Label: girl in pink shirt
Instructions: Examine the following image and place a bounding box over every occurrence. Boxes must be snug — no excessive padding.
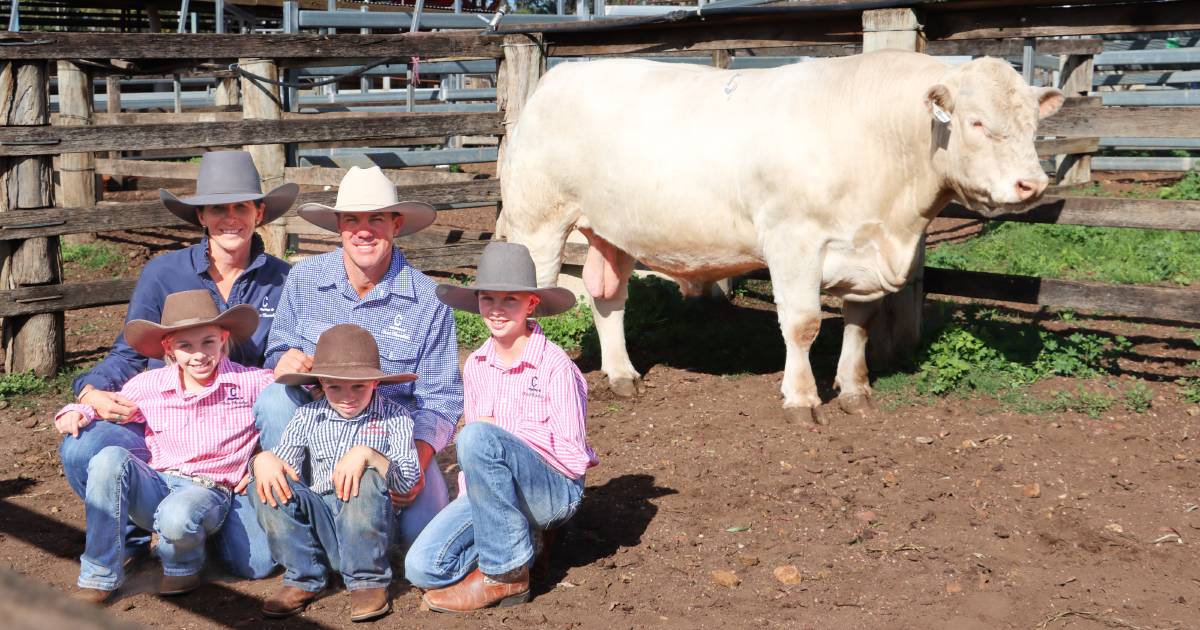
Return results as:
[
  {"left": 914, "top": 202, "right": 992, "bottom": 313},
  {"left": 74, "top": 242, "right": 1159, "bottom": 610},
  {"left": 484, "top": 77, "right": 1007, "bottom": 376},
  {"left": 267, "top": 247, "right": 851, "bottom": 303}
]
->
[
  {"left": 54, "top": 290, "right": 273, "bottom": 604},
  {"left": 405, "top": 241, "right": 598, "bottom": 613}
]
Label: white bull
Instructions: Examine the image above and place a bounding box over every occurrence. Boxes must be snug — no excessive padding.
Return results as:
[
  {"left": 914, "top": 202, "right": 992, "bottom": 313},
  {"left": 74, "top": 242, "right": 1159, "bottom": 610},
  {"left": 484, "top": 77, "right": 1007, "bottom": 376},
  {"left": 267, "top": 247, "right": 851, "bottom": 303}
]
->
[{"left": 498, "top": 50, "right": 1063, "bottom": 423}]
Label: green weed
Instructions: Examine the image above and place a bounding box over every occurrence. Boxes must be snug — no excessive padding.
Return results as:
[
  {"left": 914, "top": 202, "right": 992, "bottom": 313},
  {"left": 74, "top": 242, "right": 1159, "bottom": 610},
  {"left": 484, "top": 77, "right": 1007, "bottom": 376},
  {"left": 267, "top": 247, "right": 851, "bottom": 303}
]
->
[
  {"left": 1159, "top": 170, "right": 1200, "bottom": 201},
  {"left": 927, "top": 221, "right": 1200, "bottom": 286},
  {"left": 1051, "top": 388, "right": 1115, "bottom": 418},
  {"left": 0, "top": 371, "right": 47, "bottom": 400},
  {"left": 1122, "top": 381, "right": 1153, "bottom": 413},
  {"left": 1178, "top": 377, "right": 1200, "bottom": 404},
  {"left": 62, "top": 242, "right": 123, "bottom": 271},
  {"left": 453, "top": 301, "right": 595, "bottom": 353}
]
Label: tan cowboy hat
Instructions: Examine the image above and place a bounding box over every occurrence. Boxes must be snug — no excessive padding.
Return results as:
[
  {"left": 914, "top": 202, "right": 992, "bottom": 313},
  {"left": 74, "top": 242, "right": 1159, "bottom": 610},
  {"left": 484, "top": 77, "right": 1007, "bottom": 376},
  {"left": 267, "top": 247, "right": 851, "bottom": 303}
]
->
[
  {"left": 276, "top": 324, "right": 418, "bottom": 386},
  {"left": 124, "top": 289, "right": 259, "bottom": 359},
  {"left": 295, "top": 166, "right": 437, "bottom": 236},
  {"left": 436, "top": 241, "right": 576, "bottom": 317},
  {"left": 159, "top": 151, "right": 299, "bottom": 226}
]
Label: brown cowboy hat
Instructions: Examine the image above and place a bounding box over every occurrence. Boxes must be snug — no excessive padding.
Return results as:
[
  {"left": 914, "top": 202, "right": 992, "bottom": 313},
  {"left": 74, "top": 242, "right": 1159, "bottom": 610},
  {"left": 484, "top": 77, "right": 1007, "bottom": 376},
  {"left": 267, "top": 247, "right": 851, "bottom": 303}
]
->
[
  {"left": 276, "top": 324, "right": 418, "bottom": 386},
  {"left": 124, "top": 289, "right": 259, "bottom": 359}
]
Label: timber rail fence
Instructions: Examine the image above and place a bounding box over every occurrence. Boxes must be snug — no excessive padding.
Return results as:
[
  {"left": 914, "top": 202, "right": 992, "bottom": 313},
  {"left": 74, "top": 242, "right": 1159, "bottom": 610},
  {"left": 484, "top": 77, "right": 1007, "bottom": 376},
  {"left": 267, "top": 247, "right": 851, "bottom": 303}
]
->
[{"left": 1, "top": 0, "right": 1200, "bottom": 376}]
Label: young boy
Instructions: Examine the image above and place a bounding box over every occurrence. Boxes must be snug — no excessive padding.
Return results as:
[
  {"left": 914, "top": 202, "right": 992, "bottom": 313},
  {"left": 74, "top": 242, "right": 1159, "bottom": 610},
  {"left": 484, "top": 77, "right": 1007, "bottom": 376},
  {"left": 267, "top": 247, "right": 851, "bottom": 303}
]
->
[
  {"left": 54, "top": 290, "right": 271, "bottom": 604},
  {"left": 249, "top": 323, "right": 421, "bottom": 622},
  {"left": 405, "top": 241, "right": 599, "bottom": 613}
]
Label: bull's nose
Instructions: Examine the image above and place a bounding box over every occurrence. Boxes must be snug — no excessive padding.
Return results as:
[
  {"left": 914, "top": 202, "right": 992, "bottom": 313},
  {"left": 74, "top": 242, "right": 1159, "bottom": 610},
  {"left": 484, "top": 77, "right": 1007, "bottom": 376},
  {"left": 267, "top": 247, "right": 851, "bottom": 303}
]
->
[{"left": 1015, "top": 176, "right": 1048, "bottom": 201}]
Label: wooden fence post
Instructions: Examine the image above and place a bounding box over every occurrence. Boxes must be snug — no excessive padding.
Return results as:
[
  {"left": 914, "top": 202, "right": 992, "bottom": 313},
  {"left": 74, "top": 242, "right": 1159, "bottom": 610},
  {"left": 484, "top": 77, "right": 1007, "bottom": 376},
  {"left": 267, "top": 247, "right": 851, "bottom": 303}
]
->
[
  {"left": 105, "top": 73, "right": 122, "bottom": 189},
  {"left": 56, "top": 59, "right": 98, "bottom": 245},
  {"left": 0, "top": 61, "right": 63, "bottom": 377},
  {"left": 1056, "top": 54, "right": 1094, "bottom": 186},
  {"left": 214, "top": 76, "right": 240, "bottom": 108},
  {"left": 497, "top": 34, "right": 544, "bottom": 173},
  {"left": 863, "top": 8, "right": 926, "bottom": 366},
  {"left": 238, "top": 58, "right": 287, "bottom": 258}
]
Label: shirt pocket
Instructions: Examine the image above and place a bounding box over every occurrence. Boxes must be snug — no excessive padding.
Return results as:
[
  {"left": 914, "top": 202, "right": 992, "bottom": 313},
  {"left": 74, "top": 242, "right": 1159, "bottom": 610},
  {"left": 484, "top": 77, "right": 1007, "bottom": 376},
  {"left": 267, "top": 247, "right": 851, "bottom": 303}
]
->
[
  {"left": 299, "top": 321, "right": 335, "bottom": 353},
  {"left": 376, "top": 336, "right": 419, "bottom": 376},
  {"left": 520, "top": 396, "right": 553, "bottom": 424}
]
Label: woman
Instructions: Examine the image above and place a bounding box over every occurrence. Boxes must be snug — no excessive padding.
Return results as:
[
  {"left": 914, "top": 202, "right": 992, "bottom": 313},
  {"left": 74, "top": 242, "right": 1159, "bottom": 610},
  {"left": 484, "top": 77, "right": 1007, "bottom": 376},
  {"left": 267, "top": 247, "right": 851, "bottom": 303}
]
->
[{"left": 59, "top": 150, "right": 297, "bottom": 581}]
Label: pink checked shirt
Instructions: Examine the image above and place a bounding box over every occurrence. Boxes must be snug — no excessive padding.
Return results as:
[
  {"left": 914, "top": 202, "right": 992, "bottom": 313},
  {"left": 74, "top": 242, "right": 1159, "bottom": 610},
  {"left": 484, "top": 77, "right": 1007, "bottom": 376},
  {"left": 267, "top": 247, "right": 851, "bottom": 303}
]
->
[
  {"left": 462, "top": 321, "right": 598, "bottom": 483},
  {"left": 57, "top": 358, "right": 273, "bottom": 488}
]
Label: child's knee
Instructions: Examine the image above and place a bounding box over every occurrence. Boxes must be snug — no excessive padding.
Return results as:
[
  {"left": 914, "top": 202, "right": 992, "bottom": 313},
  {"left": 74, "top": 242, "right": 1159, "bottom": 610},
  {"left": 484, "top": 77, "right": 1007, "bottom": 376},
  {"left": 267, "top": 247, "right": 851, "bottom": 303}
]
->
[
  {"left": 86, "top": 445, "right": 134, "bottom": 481},
  {"left": 455, "top": 422, "right": 504, "bottom": 465}
]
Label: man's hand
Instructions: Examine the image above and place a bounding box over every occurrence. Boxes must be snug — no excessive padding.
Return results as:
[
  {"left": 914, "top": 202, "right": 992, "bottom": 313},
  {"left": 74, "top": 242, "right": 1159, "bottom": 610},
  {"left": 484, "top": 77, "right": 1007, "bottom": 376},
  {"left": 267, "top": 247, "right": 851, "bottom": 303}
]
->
[
  {"left": 273, "top": 349, "right": 314, "bottom": 378},
  {"left": 251, "top": 451, "right": 300, "bottom": 508},
  {"left": 332, "top": 445, "right": 387, "bottom": 502},
  {"left": 390, "top": 440, "right": 435, "bottom": 509},
  {"left": 55, "top": 411, "right": 92, "bottom": 438},
  {"left": 78, "top": 386, "right": 139, "bottom": 423}
]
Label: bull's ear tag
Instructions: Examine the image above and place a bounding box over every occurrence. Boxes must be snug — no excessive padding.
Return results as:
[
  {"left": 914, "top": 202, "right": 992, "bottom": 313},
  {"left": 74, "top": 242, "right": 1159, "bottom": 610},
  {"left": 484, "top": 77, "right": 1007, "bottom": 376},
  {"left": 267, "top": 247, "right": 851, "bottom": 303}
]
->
[{"left": 932, "top": 103, "right": 951, "bottom": 124}]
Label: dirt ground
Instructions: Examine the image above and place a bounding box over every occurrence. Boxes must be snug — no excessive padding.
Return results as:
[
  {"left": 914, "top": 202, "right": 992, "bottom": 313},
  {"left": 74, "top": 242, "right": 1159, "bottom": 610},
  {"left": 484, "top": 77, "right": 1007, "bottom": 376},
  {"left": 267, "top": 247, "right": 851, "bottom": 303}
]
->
[{"left": 1, "top": 181, "right": 1199, "bottom": 629}]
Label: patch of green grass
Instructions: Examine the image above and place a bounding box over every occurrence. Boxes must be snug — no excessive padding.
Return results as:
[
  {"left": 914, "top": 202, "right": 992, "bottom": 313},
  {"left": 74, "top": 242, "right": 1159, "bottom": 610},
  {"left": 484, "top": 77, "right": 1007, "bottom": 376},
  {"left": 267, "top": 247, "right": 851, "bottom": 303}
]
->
[
  {"left": 0, "top": 371, "right": 47, "bottom": 400},
  {"left": 1178, "top": 377, "right": 1200, "bottom": 404},
  {"left": 453, "top": 301, "right": 595, "bottom": 353},
  {"left": 62, "top": 242, "right": 123, "bottom": 271},
  {"left": 1050, "top": 388, "right": 1116, "bottom": 419},
  {"left": 1122, "top": 381, "right": 1153, "bottom": 413},
  {"left": 1159, "top": 169, "right": 1200, "bottom": 201},
  {"left": 927, "top": 221, "right": 1200, "bottom": 286}
]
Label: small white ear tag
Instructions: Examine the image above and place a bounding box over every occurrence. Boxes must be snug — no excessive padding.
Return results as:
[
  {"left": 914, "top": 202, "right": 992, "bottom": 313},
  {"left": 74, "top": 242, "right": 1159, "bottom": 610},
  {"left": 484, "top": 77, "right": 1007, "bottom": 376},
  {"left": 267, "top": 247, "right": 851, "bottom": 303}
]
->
[{"left": 932, "top": 103, "right": 951, "bottom": 124}]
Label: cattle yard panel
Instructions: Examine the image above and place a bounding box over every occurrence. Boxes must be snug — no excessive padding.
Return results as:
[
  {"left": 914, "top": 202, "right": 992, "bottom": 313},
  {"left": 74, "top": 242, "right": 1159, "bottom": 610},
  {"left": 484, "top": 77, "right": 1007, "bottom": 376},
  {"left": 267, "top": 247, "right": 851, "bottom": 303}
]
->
[{"left": 2, "top": 0, "right": 1200, "bottom": 377}]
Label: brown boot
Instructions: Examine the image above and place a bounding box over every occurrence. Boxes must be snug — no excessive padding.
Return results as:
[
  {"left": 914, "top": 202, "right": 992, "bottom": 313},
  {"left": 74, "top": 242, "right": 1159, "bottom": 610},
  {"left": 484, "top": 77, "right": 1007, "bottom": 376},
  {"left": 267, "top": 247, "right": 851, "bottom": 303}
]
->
[
  {"left": 421, "top": 567, "right": 530, "bottom": 614},
  {"left": 159, "top": 573, "right": 201, "bottom": 596},
  {"left": 262, "top": 585, "right": 322, "bottom": 619},
  {"left": 73, "top": 587, "right": 114, "bottom": 605},
  {"left": 349, "top": 587, "right": 391, "bottom": 622}
]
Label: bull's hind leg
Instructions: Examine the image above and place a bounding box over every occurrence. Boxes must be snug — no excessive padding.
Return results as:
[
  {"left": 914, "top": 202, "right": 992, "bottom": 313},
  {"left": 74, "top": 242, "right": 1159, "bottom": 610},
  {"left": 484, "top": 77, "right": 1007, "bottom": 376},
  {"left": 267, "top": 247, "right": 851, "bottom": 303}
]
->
[
  {"left": 763, "top": 235, "right": 825, "bottom": 424},
  {"left": 580, "top": 231, "right": 642, "bottom": 397},
  {"left": 835, "top": 299, "right": 878, "bottom": 415}
]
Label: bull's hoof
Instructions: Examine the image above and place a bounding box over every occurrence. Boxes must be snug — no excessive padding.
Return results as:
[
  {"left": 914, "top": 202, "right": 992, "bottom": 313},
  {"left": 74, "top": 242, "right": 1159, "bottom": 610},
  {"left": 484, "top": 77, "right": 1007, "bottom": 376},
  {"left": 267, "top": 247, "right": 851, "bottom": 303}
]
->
[
  {"left": 609, "top": 376, "right": 644, "bottom": 398},
  {"left": 783, "top": 405, "right": 825, "bottom": 426},
  {"left": 837, "top": 394, "right": 874, "bottom": 416}
]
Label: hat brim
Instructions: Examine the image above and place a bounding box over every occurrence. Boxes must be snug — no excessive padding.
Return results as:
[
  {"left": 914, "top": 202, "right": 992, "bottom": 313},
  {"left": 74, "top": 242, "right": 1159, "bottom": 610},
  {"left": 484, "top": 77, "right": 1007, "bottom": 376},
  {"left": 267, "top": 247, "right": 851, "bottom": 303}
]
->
[
  {"left": 124, "top": 304, "right": 260, "bottom": 360},
  {"left": 294, "top": 200, "right": 437, "bottom": 237},
  {"left": 436, "top": 283, "right": 577, "bottom": 317},
  {"left": 276, "top": 368, "right": 418, "bottom": 387},
  {"left": 159, "top": 183, "right": 300, "bottom": 226}
]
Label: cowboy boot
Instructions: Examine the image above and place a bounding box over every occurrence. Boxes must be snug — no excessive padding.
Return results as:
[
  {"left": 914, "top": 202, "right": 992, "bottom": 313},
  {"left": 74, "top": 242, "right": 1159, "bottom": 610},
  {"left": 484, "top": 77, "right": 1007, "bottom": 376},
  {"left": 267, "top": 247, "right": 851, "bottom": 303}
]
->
[
  {"left": 422, "top": 567, "right": 531, "bottom": 613},
  {"left": 349, "top": 587, "right": 391, "bottom": 622},
  {"left": 262, "top": 585, "right": 322, "bottom": 618}
]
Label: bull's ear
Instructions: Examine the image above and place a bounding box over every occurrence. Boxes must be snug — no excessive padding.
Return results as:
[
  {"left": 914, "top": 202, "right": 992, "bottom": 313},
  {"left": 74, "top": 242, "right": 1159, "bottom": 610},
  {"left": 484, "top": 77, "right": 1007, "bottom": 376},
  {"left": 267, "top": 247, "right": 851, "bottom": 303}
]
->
[
  {"left": 1032, "top": 86, "right": 1065, "bottom": 119},
  {"left": 925, "top": 84, "right": 955, "bottom": 123}
]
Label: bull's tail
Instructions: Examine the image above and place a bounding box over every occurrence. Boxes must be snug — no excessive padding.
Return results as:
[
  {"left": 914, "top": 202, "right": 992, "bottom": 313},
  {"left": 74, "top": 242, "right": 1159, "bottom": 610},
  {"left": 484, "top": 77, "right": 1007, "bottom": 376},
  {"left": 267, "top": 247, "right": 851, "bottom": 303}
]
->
[{"left": 494, "top": 204, "right": 511, "bottom": 241}]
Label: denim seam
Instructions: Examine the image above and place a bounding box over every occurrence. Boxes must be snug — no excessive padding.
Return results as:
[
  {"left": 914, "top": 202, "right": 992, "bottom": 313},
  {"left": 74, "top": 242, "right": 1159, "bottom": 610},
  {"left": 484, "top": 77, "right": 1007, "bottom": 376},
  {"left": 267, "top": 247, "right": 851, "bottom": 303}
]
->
[{"left": 433, "top": 517, "right": 475, "bottom": 576}]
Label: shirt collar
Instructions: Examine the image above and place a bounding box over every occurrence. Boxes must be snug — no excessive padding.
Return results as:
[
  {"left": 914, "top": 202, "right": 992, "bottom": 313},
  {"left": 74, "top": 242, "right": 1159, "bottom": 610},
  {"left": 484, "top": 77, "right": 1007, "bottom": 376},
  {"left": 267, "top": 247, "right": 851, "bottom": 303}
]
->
[
  {"left": 318, "top": 247, "right": 416, "bottom": 301},
  {"left": 192, "top": 234, "right": 268, "bottom": 276},
  {"left": 480, "top": 320, "right": 547, "bottom": 370},
  {"left": 318, "top": 391, "right": 385, "bottom": 422}
]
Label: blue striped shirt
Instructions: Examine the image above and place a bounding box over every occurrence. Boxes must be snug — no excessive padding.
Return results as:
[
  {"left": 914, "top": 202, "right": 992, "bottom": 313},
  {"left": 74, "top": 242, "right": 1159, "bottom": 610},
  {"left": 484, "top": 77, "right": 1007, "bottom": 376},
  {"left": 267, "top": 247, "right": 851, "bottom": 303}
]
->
[
  {"left": 264, "top": 247, "right": 463, "bottom": 452},
  {"left": 74, "top": 234, "right": 290, "bottom": 396},
  {"left": 273, "top": 394, "right": 421, "bottom": 496}
]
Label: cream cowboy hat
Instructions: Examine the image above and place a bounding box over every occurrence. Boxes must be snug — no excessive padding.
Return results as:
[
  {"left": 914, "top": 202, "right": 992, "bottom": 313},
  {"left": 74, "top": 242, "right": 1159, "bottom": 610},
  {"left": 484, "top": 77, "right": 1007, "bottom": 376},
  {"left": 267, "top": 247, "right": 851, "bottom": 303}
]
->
[
  {"left": 436, "top": 241, "right": 576, "bottom": 317},
  {"left": 124, "top": 289, "right": 259, "bottom": 359},
  {"left": 295, "top": 166, "right": 437, "bottom": 236},
  {"left": 275, "top": 324, "right": 417, "bottom": 386},
  {"left": 158, "top": 151, "right": 299, "bottom": 226}
]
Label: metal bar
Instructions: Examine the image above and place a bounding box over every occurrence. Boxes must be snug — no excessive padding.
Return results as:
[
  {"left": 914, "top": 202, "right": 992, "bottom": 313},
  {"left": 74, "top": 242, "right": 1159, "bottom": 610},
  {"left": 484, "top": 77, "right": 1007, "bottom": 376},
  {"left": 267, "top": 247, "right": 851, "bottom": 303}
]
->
[
  {"left": 1021, "top": 37, "right": 1035, "bottom": 85},
  {"left": 1094, "top": 48, "right": 1200, "bottom": 67},
  {"left": 177, "top": 0, "right": 189, "bottom": 33},
  {"left": 215, "top": 0, "right": 224, "bottom": 34},
  {"left": 1098, "top": 90, "right": 1200, "bottom": 107},
  {"left": 360, "top": 4, "right": 370, "bottom": 94},
  {"left": 298, "top": 147, "right": 498, "bottom": 168},
  {"left": 7, "top": 0, "right": 18, "bottom": 32},
  {"left": 407, "top": 0, "right": 425, "bottom": 115},
  {"left": 1098, "top": 137, "right": 1200, "bottom": 150},
  {"left": 295, "top": 60, "right": 498, "bottom": 76},
  {"left": 298, "top": 11, "right": 577, "bottom": 29},
  {"left": 1092, "top": 157, "right": 1198, "bottom": 171}
]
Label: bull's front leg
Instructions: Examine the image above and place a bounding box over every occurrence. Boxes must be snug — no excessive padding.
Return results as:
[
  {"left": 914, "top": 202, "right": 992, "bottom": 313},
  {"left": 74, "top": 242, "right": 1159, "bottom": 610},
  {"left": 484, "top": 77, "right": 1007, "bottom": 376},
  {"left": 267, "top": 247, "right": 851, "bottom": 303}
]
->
[
  {"left": 581, "top": 230, "right": 643, "bottom": 397},
  {"left": 834, "top": 298, "right": 877, "bottom": 414},
  {"left": 764, "top": 237, "right": 825, "bottom": 425}
]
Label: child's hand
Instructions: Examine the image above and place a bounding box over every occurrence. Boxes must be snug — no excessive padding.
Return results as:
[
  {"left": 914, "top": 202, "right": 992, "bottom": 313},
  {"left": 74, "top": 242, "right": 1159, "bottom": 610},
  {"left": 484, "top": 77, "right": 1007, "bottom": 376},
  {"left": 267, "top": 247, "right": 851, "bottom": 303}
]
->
[
  {"left": 332, "top": 445, "right": 379, "bottom": 502},
  {"left": 54, "top": 411, "right": 91, "bottom": 438},
  {"left": 251, "top": 451, "right": 301, "bottom": 508}
]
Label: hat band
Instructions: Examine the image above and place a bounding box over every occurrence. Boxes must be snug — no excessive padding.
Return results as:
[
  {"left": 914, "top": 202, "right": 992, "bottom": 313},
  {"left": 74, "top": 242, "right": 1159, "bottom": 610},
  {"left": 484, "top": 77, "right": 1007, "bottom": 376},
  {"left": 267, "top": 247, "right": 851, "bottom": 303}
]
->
[
  {"left": 161, "top": 315, "right": 220, "bottom": 328},
  {"left": 328, "top": 202, "right": 399, "bottom": 212}
]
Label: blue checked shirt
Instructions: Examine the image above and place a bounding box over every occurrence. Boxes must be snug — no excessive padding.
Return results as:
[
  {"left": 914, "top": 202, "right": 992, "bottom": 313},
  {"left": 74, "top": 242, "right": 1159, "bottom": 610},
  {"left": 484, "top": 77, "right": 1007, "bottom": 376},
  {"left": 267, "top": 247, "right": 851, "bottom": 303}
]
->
[
  {"left": 74, "top": 235, "right": 290, "bottom": 396},
  {"left": 264, "top": 247, "right": 463, "bottom": 452},
  {"left": 273, "top": 395, "right": 421, "bottom": 496}
]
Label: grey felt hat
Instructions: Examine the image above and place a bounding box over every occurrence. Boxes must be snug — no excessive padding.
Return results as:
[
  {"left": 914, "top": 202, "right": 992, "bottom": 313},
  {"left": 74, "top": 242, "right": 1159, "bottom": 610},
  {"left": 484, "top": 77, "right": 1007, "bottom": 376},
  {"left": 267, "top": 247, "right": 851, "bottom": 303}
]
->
[
  {"left": 436, "top": 241, "right": 577, "bottom": 317},
  {"left": 159, "top": 151, "right": 299, "bottom": 226}
]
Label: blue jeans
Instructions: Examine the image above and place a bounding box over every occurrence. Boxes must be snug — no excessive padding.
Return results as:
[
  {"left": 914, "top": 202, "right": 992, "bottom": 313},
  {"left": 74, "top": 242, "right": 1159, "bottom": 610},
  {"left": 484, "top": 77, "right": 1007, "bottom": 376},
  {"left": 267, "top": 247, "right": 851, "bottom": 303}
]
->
[
  {"left": 60, "top": 418, "right": 277, "bottom": 579},
  {"left": 80, "top": 446, "right": 231, "bottom": 591},
  {"left": 254, "top": 382, "right": 449, "bottom": 547},
  {"left": 403, "top": 423, "right": 584, "bottom": 589},
  {"left": 251, "top": 469, "right": 394, "bottom": 592}
]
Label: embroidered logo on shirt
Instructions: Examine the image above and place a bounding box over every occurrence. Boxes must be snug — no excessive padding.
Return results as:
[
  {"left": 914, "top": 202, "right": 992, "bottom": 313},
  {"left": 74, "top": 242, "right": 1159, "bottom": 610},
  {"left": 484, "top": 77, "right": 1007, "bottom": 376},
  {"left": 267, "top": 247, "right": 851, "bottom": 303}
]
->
[
  {"left": 362, "top": 417, "right": 388, "bottom": 436},
  {"left": 224, "top": 385, "right": 249, "bottom": 407},
  {"left": 259, "top": 295, "right": 276, "bottom": 319},
  {"left": 523, "top": 376, "right": 542, "bottom": 398},
  {"left": 381, "top": 314, "right": 411, "bottom": 341}
]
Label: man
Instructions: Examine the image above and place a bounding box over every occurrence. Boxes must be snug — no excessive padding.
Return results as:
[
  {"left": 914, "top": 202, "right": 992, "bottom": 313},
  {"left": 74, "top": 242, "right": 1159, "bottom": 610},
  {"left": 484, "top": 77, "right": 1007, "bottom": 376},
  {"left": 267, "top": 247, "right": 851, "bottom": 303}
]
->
[{"left": 253, "top": 166, "right": 463, "bottom": 572}]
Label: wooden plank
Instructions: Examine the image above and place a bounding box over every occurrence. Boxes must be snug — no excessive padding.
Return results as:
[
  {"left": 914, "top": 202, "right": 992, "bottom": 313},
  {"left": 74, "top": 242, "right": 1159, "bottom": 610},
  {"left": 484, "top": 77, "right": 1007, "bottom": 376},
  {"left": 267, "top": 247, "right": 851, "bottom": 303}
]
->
[
  {"left": 81, "top": 112, "right": 244, "bottom": 125},
  {"left": 0, "top": 32, "right": 504, "bottom": 61},
  {"left": 92, "top": 159, "right": 479, "bottom": 186},
  {"left": 926, "top": 0, "right": 1200, "bottom": 40},
  {"left": 925, "top": 267, "right": 1200, "bottom": 324},
  {"left": 1040, "top": 107, "right": 1200, "bottom": 139},
  {"left": 0, "top": 180, "right": 502, "bottom": 241},
  {"left": 0, "top": 112, "right": 505, "bottom": 156},
  {"left": 545, "top": 16, "right": 862, "bottom": 57},
  {"left": 1035, "top": 137, "right": 1098, "bottom": 157},
  {"left": 925, "top": 37, "right": 1102, "bottom": 57},
  {"left": 0, "top": 279, "right": 137, "bottom": 318},
  {"left": 940, "top": 196, "right": 1200, "bottom": 232}
]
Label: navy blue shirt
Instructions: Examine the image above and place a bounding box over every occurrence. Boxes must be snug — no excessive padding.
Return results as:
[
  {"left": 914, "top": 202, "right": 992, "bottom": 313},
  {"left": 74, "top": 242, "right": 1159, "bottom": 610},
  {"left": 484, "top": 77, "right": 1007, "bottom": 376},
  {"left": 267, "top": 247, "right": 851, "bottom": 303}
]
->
[{"left": 73, "top": 234, "right": 290, "bottom": 396}]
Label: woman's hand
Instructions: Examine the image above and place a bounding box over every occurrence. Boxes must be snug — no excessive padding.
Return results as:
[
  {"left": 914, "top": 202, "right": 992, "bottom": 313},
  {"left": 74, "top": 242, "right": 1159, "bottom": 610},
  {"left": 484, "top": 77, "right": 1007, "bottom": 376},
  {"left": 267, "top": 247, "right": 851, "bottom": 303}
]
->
[
  {"left": 54, "top": 411, "right": 91, "bottom": 438},
  {"left": 251, "top": 451, "right": 300, "bottom": 508},
  {"left": 78, "top": 386, "right": 139, "bottom": 423}
]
